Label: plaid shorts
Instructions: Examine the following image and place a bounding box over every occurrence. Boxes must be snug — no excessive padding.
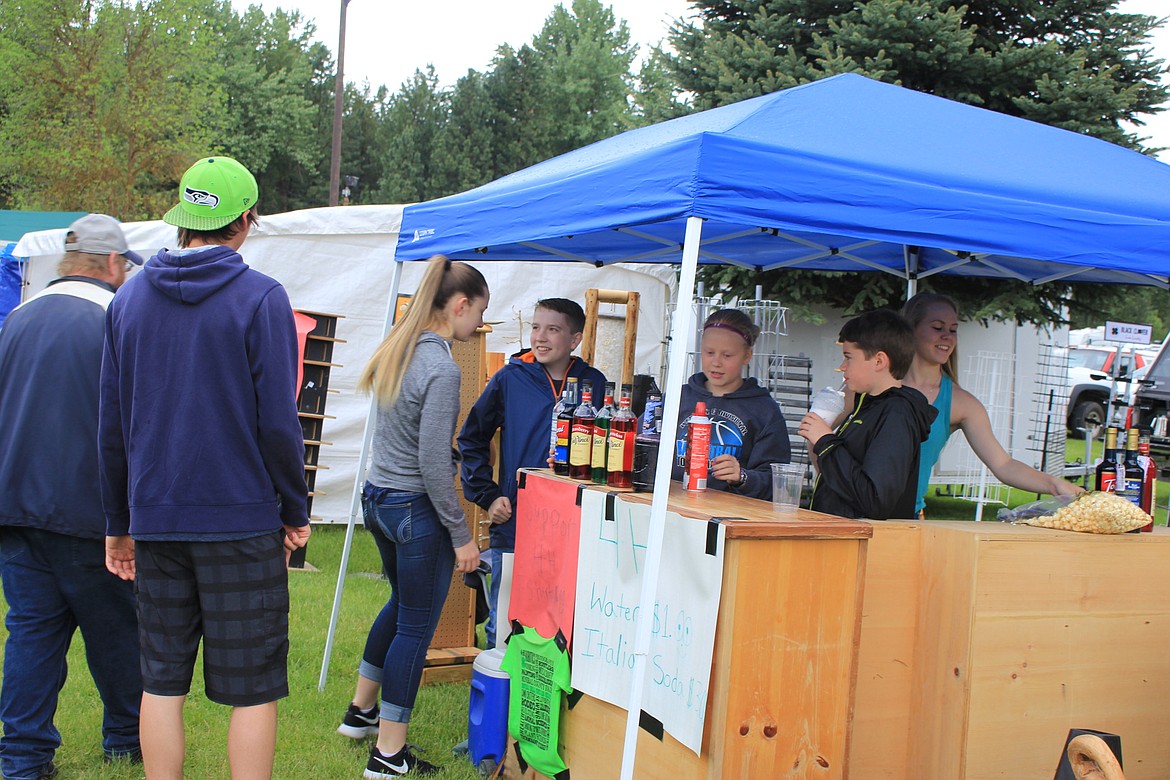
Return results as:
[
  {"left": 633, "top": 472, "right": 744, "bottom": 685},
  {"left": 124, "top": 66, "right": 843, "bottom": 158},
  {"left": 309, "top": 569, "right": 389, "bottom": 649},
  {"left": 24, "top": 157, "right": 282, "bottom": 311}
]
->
[{"left": 134, "top": 532, "right": 290, "bottom": 707}]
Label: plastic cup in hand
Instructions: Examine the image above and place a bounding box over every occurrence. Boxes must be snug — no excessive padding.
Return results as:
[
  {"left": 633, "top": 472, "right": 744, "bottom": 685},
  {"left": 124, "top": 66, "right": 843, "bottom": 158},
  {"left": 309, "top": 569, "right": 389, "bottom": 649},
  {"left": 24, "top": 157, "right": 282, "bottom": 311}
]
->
[
  {"left": 809, "top": 385, "right": 845, "bottom": 425},
  {"left": 771, "top": 463, "right": 804, "bottom": 513}
]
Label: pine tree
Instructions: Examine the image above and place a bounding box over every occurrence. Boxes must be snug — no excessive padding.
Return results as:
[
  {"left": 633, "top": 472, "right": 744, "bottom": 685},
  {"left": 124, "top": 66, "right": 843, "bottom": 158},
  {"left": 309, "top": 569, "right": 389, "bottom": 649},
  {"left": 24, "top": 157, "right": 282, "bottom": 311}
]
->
[{"left": 667, "top": 0, "right": 1170, "bottom": 322}]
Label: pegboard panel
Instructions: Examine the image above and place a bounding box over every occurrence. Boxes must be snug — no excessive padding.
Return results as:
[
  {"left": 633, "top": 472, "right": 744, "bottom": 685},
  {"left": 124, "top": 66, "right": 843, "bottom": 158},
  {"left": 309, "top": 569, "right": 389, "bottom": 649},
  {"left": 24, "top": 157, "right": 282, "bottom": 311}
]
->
[{"left": 429, "top": 326, "right": 493, "bottom": 650}]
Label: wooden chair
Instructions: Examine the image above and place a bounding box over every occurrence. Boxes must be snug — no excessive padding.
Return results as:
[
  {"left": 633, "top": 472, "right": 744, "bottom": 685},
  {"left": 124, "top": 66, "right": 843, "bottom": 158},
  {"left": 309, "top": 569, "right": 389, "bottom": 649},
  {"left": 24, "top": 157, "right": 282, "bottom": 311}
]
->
[{"left": 1067, "top": 734, "right": 1125, "bottom": 780}]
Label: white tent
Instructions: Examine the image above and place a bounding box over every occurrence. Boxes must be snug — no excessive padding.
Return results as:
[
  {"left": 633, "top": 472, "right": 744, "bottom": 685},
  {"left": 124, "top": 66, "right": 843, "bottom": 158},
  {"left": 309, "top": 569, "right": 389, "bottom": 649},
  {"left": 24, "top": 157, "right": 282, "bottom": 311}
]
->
[{"left": 14, "top": 204, "right": 675, "bottom": 525}]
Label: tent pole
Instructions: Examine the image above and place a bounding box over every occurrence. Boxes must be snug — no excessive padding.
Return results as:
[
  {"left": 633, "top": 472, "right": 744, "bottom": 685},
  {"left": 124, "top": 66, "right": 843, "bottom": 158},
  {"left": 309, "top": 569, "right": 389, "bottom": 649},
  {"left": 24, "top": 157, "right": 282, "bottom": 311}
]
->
[
  {"left": 619, "top": 216, "right": 704, "bottom": 780},
  {"left": 319, "top": 258, "right": 404, "bottom": 691},
  {"left": 904, "top": 245, "right": 918, "bottom": 299}
]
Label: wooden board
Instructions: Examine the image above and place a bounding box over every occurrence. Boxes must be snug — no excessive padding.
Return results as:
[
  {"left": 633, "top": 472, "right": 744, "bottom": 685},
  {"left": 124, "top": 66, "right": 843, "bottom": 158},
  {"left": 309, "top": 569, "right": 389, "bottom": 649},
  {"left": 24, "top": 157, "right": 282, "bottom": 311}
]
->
[
  {"left": 554, "top": 470, "right": 872, "bottom": 540},
  {"left": 848, "top": 522, "right": 922, "bottom": 777},
  {"left": 849, "top": 521, "right": 1170, "bottom": 779}
]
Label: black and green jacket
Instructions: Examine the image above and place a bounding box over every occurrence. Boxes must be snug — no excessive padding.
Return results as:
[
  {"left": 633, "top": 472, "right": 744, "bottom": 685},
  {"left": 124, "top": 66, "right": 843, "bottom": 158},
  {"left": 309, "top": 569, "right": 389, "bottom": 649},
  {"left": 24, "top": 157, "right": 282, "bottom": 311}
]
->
[{"left": 810, "top": 385, "right": 937, "bottom": 520}]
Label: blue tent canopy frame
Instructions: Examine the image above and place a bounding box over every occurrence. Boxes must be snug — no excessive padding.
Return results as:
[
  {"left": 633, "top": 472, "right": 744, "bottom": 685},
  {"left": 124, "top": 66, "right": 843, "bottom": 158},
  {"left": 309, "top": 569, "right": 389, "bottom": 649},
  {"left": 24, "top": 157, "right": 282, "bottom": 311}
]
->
[{"left": 396, "top": 73, "right": 1170, "bottom": 288}]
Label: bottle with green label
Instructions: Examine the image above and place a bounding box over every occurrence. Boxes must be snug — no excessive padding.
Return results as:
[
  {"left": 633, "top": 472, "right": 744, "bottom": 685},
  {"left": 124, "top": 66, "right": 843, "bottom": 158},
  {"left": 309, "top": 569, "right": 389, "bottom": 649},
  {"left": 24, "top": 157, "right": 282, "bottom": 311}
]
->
[{"left": 591, "top": 390, "right": 614, "bottom": 483}]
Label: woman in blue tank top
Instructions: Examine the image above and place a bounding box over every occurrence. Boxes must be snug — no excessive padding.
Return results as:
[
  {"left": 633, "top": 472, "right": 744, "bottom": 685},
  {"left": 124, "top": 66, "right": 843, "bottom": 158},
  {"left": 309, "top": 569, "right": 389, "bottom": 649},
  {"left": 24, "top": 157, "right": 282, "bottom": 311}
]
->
[{"left": 900, "top": 293, "right": 1081, "bottom": 516}]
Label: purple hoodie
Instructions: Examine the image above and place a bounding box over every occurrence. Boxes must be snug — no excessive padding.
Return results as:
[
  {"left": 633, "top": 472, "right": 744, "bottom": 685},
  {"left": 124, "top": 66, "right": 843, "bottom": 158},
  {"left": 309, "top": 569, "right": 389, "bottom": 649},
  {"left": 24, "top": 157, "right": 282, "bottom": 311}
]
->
[{"left": 99, "top": 244, "right": 308, "bottom": 538}]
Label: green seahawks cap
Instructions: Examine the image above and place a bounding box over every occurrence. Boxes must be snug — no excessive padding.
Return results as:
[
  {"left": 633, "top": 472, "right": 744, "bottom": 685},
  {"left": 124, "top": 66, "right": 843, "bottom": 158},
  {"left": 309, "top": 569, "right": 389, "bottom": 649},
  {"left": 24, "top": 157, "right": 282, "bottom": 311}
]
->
[{"left": 163, "top": 156, "right": 258, "bottom": 230}]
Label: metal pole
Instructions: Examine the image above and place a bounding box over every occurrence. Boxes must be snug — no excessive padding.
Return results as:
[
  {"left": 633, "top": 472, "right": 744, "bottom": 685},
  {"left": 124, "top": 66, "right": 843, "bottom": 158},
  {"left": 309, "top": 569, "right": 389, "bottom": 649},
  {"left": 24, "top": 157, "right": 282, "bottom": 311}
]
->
[
  {"left": 319, "top": 257, "right": 402, "bottom": 691},
  {"left": 618, "top": 216, "right": 704, "bottom": 780},
  {"left": 327, "top": 0, "right": 349, "bottom": 207}
]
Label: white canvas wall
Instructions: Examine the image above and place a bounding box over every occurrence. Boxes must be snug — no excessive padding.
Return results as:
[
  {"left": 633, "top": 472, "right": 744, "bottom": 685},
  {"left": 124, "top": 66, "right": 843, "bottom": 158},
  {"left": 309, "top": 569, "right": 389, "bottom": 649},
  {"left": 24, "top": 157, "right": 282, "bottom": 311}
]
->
[{"left": 15, "top": 205, "right": 675, "bottom": 523}]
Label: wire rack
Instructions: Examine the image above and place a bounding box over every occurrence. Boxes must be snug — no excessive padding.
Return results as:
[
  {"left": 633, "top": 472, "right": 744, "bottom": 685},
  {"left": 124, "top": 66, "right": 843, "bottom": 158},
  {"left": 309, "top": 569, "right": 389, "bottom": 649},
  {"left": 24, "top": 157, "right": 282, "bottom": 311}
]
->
[
  {"left": 1026, "top": 342, "right": 1070, "bottom": 479},
  {"left": 932, "top": 350, "right": 1012, "bottom": 516}
]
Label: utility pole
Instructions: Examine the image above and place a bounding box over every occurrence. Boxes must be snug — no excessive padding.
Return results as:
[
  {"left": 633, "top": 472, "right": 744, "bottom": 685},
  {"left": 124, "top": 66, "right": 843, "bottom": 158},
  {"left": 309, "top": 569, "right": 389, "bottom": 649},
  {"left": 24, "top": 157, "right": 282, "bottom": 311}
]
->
[{"left": 327, "top": 0, "right": 350, "bottom": 207}]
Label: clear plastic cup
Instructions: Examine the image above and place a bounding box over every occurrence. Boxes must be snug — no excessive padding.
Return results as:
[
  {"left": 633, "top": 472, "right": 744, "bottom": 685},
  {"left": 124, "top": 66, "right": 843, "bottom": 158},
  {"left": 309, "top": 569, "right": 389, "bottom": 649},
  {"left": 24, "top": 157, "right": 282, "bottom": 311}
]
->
[
  {"left": 771, "top": 463, "right": 804, "bottom": 513},
  {"left": 809, "top": 385, "right": 845, "bottom": 424}
]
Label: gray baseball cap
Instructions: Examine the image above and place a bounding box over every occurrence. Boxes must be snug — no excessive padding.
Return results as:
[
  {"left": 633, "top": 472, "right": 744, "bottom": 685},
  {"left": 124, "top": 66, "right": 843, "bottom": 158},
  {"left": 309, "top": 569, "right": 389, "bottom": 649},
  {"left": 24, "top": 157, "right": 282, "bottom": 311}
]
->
[{"left": 64, "top": 214, "right": 143, "bottom": 265}]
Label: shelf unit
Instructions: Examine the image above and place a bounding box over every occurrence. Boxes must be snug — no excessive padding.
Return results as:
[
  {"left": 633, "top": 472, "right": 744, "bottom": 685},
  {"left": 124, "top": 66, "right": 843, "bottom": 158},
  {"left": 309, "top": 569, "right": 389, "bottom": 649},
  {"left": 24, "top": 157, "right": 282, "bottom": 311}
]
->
[{"left": 293, "top": 309, "right": 344, "bottom": 569}]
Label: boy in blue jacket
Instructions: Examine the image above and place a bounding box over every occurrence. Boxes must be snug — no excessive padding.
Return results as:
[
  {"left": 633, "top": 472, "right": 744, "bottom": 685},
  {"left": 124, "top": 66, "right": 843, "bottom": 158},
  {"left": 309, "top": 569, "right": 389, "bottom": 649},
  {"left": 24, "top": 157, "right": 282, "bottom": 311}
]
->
[{"left": 458, "top": 299, "right": 606, "bottom": 646}]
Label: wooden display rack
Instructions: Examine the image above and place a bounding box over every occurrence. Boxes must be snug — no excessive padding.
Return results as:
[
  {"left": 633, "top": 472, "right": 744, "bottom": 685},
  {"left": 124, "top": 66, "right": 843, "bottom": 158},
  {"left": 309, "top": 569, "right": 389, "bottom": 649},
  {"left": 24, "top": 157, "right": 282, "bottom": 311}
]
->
[{"left": 292, "top": 309, "right": 344, "bottom": 570}]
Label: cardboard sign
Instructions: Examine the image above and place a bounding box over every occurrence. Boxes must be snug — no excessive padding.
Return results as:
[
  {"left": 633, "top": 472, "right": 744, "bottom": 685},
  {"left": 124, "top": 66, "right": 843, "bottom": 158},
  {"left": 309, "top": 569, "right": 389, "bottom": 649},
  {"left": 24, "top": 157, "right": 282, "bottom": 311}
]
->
[
  {"left": 571, "top": 491, "right": 725, "bottom": 755},
  {"left": 511, "top": 473, "right": 583, "bottom": 642}
]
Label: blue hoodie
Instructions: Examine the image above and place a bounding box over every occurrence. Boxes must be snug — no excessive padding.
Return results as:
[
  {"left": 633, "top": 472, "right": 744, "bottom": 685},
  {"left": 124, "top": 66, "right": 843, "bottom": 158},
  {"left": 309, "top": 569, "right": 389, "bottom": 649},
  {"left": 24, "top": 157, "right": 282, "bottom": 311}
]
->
[
  {"left": 671, "top": 372, "right": 792, "bottom": 500},
  {"left": 458, "top": 351, "right": 606, "bottom": 550},
  {"left": 99, "top": 245, "right": 309, "bottom": 538}
]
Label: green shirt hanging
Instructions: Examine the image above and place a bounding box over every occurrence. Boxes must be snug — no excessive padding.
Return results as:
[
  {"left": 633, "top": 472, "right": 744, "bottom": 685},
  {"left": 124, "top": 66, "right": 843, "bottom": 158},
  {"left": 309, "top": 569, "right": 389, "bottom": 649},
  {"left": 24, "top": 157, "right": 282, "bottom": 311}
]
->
[{"left": 501, "top": 624, "right": 572, "bottom": 778}]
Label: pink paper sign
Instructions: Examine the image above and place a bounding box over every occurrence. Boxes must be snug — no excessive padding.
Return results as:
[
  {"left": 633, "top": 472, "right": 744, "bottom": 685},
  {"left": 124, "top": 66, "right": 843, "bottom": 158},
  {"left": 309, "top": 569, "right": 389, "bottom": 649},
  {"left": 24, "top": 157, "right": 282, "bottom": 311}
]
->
[{"left": 511, "top": 472, "right": 583, "bottom": 643}]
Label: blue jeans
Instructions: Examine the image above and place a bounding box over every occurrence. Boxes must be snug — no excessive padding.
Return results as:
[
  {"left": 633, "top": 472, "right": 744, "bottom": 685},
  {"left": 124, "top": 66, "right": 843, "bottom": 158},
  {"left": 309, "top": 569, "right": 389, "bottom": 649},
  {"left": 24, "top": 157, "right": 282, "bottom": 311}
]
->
[
  {"left": 0, "top": 527, "right": 141, "bottom": 779},
  {"left": 359, "top": 484, "right": 454, "bottom": 724}
]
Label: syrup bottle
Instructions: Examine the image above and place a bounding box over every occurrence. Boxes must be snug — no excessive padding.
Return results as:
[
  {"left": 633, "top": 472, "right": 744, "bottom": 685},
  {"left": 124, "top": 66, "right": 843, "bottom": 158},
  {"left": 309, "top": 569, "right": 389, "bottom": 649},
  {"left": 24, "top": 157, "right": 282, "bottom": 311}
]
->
[
  {"left": 553, "top": 378, "right": 579, "bottom": 476},
  {"left": 591, "top": 390, "right": 614, "bottom": 484},
  {"left": 607, "top": 393, "right": 637, "bottom": 488},
  {"left": 1095, "top": 427, "right": 1119, "bottom": 492},
  {"left": 1139, "top": 434, "right": 1157, "bottom": 531},
  {"left": 550, "top": 388, "right": 570, "bottom": 475},
  {"left": 569, "top": 390, "right": 596, "bottom": 480},
  {"left": 1117, "top": 427, "right": 1144, "bottom": 508}
]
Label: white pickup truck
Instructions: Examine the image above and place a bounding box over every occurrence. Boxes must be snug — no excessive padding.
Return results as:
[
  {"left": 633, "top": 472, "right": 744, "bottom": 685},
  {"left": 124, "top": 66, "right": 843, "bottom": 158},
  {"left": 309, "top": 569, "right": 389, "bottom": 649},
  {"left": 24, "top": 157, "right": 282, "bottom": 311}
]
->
[{"left": 1066, "top": 345, "right": 1151, "bottom": 436}]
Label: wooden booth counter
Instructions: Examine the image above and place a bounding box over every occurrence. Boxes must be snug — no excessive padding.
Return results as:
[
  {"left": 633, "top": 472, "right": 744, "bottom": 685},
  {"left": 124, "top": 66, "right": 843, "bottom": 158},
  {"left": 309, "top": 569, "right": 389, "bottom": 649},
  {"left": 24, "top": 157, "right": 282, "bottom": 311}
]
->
[
  {"left": 505, "top": 471, "right": 871, "bottom": 780},
  {"left": 849, "top": 520, "right": 1170, "bottom": 780}
]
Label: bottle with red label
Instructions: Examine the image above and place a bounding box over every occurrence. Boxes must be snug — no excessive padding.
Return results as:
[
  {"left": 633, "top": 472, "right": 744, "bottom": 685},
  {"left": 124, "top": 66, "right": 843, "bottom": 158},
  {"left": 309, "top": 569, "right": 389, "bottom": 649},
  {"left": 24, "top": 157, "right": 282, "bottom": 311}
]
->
[
  {"left": 684, "top": 401, "right": 711, "bottom": 492},
  {"left": 1095, "top": 426, "right": 1119, "bottom": 493},
  {"left": 1139, "top": 434, "right": 1158, "bottom": 531},
  {"left": 607, "top": 393, "right": 637, "bottom": 488},
  {"left": 569, "top": 389, "right": 596, "bottom": 480}
]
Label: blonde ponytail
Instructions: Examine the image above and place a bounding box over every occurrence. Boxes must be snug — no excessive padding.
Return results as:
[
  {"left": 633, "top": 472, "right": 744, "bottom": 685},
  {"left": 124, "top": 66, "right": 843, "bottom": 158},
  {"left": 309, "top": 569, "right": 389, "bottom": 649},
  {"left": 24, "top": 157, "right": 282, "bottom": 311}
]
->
[{"left": 358, "top": 255, "right": 488, "bottom": 404}]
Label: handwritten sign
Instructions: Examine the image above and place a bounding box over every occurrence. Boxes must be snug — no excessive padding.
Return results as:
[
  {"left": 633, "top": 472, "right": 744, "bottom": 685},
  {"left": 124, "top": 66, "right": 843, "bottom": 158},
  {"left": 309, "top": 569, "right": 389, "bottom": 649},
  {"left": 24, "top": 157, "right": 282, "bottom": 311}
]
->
[
  {"left": 511, "top": 473, "right": 583, "bottom": 642},
  {"left": 571, "top": 491, "right": 725, "bottom": 754}
]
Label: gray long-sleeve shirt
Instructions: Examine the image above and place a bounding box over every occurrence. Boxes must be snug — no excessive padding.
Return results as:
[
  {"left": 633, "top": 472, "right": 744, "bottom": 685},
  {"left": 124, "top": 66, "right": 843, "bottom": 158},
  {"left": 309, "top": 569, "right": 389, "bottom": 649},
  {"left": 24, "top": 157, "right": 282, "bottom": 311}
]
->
[{"left": 367, "top": 331, "right": 471, "bottom": 548}]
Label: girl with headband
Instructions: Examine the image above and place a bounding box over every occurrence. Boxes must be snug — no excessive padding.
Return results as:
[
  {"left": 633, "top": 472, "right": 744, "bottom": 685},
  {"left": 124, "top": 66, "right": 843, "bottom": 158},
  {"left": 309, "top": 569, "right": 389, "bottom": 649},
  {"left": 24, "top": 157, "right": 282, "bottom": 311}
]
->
[{"left": 670, "top": 308, "right": 792, "bottom": 497}]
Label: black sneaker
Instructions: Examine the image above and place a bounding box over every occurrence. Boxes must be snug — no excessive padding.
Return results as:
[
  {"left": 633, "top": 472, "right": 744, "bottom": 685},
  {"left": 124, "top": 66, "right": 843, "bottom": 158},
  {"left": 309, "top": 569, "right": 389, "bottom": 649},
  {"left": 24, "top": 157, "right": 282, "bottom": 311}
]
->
[
  {"left": 363, "top": 745, "right": 440, "bottom": 778},
  {"left": 337, "top": 703, "right": 379, "bottom": 739}
]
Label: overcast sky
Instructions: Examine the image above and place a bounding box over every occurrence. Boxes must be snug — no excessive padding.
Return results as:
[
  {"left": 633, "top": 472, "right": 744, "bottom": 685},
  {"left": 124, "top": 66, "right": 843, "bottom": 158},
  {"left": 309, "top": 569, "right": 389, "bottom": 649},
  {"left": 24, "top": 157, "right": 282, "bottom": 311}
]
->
[{"left": 233, "top": 0, "right": 1169, "bottom": 160}]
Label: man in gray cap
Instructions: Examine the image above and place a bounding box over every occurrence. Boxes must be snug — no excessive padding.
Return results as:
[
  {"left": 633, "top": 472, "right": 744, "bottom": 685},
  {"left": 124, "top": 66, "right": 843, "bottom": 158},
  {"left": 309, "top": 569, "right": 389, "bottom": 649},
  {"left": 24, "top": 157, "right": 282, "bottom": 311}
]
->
[{"left": 0, "top": 214, "right": 144, "bottom": 780}]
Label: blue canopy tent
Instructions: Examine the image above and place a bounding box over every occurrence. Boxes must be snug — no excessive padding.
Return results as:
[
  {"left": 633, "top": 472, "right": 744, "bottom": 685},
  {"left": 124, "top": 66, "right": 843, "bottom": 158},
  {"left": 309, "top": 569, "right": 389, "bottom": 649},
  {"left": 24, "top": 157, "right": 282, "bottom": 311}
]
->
[
  {"left": 324, "top": 74, "right": 1170, "bottom": 777},
  {"left": 394, "top": 72, "right": 1170, "bottom": 288}
]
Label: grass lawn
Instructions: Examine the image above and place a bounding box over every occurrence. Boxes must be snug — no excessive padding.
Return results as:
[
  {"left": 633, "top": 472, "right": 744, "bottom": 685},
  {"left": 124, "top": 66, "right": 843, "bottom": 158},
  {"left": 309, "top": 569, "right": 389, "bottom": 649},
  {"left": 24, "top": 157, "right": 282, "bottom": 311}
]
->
[
  {"left": 5, "top": 439, "right": 1158, "bottom": 778},
  {"left": 0, "top": 525, "right": 484, "bottom": 780}
]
